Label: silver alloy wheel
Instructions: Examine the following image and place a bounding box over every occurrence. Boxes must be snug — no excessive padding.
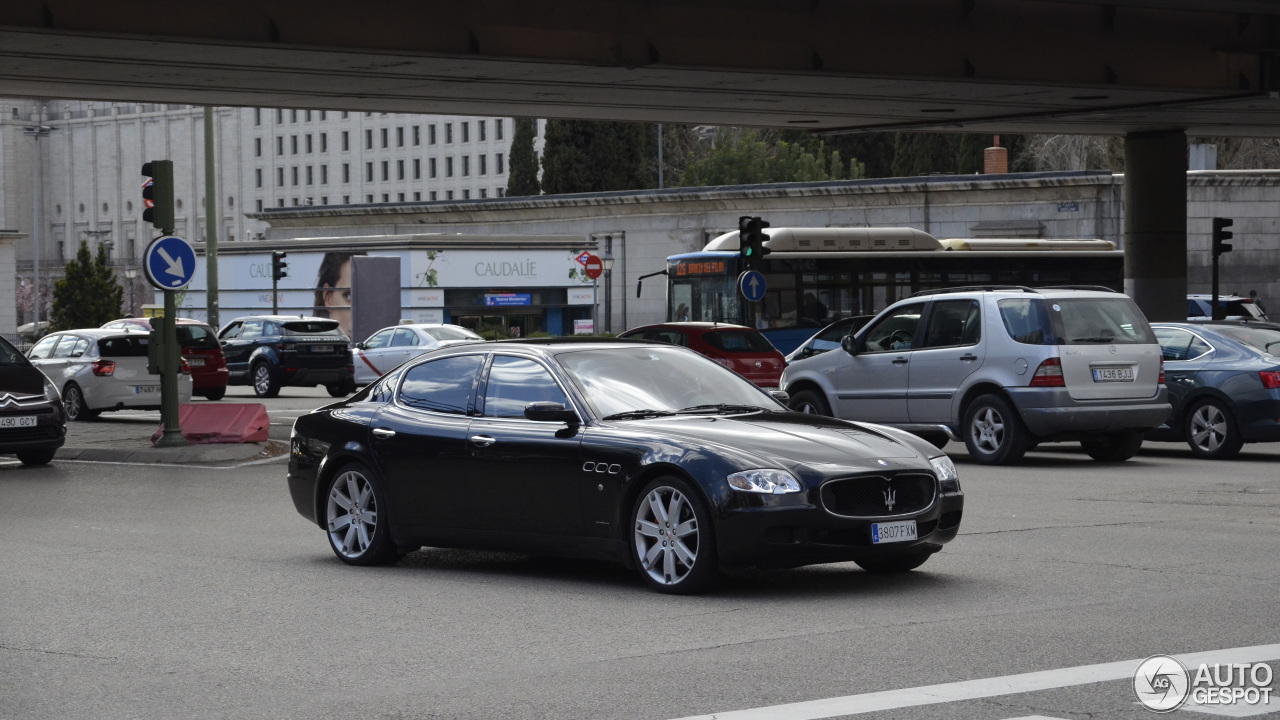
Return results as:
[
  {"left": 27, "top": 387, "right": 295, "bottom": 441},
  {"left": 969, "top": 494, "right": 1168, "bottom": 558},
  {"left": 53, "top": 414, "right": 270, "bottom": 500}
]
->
[
  {"left": 1190, "top": 404, "right": 1228, "bottom": 453},
  {"left": 634, "top": 486, "right": 700, "bottom": 586},
  {"left": 971, "top": 406, "right": 1005, "bottom": 454},
  {"left": 795, "top": 400, "right": 820, "bottom": 414},
  {"left": 64, "top": 385, "right": 82, "bottom": 420},
  {"left": 327, "top": 470, "right": 378, "bottom": 559},
  {"left": 253, "top": 364, "right": 272, "bottom": 395}
]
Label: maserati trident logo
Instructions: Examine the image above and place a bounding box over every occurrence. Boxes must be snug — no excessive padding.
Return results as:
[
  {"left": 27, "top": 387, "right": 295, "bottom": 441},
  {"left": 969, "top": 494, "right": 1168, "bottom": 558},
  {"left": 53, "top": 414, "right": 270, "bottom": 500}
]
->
[{"left": 883, "top": 487, "right": 896, "bottom": 512}]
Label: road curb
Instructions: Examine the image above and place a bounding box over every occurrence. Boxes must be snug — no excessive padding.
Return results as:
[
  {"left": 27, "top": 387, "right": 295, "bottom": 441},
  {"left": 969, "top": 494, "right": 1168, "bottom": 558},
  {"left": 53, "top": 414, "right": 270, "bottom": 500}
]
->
[{"left": 57, "top": 439, "right": 286, "bottom": 465}]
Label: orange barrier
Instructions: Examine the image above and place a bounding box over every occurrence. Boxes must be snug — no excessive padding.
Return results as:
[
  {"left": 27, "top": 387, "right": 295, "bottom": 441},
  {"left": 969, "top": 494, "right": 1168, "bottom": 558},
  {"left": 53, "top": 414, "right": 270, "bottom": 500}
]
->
[{"left": 151, "top": 403, "right": 271, "bottom": 444}]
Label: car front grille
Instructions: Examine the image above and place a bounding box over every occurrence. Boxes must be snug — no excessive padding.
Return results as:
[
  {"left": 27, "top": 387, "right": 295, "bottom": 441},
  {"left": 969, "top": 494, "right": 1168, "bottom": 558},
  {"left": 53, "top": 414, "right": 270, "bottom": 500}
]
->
[
  {"left": 0, "top": 425, "right": 61, "bottom": 443},
  {"left": 820, "top": 472, "right": 936, "bottom": 517}
]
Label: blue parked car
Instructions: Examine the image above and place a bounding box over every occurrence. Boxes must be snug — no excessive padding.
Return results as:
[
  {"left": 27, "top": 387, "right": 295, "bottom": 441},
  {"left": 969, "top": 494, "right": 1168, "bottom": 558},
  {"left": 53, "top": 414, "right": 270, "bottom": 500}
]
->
[{"left": 1147, "top": 322, "right": 1280, "bottom": 459}]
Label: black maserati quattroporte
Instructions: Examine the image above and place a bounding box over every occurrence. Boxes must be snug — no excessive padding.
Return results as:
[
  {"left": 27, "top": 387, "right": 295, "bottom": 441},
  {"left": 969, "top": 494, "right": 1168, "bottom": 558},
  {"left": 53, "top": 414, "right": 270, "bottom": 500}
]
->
[{"left": 287, "top": 339, "right": 965, "bottom": 593}]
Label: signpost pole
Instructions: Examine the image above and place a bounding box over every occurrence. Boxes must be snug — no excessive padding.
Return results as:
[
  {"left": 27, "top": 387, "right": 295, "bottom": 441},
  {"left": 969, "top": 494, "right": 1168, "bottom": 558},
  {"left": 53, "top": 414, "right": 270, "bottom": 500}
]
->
[
  {"left": 154, "top": 288, "right": 186, "bottom": 447},
  {"left": 143, "top": 233, "right": 196, "bottom": 448}
]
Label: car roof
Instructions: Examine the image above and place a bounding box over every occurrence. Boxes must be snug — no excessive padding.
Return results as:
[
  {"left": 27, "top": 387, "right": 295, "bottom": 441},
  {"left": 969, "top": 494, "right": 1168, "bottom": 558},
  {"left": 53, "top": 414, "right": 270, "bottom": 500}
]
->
[
  {"left": 45, "top": 328, "right": 144, "bottom": 339},
  {"left": 490, "top": 337, "right": 667, "bottom": 351},
  {"left": 228, "top": 315, "right": 335, "bottom": 322},
  {"left": 908, "top": 285, "right": 1123, "bottom": 300},
  {"left": 623, "top": 322, "right": 755, "bottom": 332}
]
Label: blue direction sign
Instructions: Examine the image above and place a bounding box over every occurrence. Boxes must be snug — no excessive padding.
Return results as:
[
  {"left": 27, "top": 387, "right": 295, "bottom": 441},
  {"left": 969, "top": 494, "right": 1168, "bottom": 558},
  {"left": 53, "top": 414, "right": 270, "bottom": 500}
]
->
[
  {"left": 143, "top": 235, "right": 197, "bottom": 290},
  {"left": 738, "top": 270, "right": 767, "bottom": 303}
]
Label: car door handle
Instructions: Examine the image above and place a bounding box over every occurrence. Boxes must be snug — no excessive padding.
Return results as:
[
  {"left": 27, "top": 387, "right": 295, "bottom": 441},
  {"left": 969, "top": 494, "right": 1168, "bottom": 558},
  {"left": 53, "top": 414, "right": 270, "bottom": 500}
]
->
[
  {"left": 959, "top": 353, "right": 978, "bottom": 362},
  {"left": 892, "top": 357, "right": 909, "bottom": 365},
  {"left": 470, "top": 435, "right": 496, "bottom": 447},
  {"left": 371, "top": 427, "right": 396, "bottom": 439}
]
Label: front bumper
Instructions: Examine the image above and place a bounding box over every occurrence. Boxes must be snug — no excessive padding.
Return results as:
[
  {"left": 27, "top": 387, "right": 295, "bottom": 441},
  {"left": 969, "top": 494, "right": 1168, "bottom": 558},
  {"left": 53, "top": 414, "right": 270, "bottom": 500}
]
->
[
  {"left": 714, "top": 490, "right": 964, "bottom": 570},
  {"left": 0, "top": 404, "right": 66, "bottom": 454},
  {"left": 1006, "top": 386, "right": 1171, "bottom": 438}
]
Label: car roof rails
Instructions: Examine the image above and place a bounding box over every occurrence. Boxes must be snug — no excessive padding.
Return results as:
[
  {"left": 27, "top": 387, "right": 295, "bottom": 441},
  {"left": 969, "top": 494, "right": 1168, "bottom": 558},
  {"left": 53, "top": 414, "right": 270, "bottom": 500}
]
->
[
  {"left": 1037, "top": 285, "right": 1119, "bottom": 293},
  {"left": 910, "top": 285, "right": 1033, "bottom": 297}
]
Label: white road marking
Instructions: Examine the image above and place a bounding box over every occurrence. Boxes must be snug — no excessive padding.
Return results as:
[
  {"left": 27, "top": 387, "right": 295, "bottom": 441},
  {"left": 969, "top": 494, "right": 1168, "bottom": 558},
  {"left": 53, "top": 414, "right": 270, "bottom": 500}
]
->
[
  {"left": 53, "top": 455, "right": 288, "bottom": 470},
  {"left": 1183, "top": 694, "right": 1277, "bottom": 717},
  {"left": 670, "top": 644, "right": 1280, "bottom": 720}
]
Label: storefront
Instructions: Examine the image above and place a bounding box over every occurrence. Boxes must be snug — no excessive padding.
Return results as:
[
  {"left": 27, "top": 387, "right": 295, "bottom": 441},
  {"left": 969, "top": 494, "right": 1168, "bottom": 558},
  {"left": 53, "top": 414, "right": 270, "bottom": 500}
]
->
[{"left": 173, "top": 234, "right": 600, "bottom": 339}]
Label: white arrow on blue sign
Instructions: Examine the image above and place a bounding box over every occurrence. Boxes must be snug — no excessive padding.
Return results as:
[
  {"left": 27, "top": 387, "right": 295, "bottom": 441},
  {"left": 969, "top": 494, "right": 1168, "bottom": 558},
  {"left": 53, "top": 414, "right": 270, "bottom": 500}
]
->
[
  {"left": 143, "top": 235, "right": 197, "bottom": 290},
  {"left": 738, "top": 270, "right": 767, "bottom": 303}
]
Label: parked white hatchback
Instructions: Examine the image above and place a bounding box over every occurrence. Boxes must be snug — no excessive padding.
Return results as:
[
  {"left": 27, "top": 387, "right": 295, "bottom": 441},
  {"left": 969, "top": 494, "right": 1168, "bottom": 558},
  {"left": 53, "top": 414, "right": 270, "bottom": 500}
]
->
[
  {"left": 26, "top": 329, "right": 193, "bottom": 421},
  {"left": 352, "top": 323, "right": 483, "bottom": 385}
]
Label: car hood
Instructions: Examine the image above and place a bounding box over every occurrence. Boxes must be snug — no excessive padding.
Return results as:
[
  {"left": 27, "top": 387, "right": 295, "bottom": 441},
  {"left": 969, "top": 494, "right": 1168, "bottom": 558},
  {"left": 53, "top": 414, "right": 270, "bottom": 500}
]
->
[{"left": 622, "top": 411, "right": 927, "bottom": 471}]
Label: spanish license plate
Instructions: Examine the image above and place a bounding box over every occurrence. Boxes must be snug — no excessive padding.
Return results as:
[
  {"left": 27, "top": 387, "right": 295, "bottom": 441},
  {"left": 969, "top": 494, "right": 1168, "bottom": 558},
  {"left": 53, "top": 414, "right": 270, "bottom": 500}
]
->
[
  {"left": 311, "top": 345, "right": 333, "bottom": 353},
  {"left": 134, "top": 386, "right": 161, "bottom": 394},
  {"left": 0, "top": 416, "right": 36, "bottom": 428},
  {"left": 871, "top": 520, "right": 918, "bottom": 544},
  {"left": 185, "top": 357, "right": 206, "bottom": 367},
  {"left": 1092, "top": 367, "right": 1134, "bottom": 382}
]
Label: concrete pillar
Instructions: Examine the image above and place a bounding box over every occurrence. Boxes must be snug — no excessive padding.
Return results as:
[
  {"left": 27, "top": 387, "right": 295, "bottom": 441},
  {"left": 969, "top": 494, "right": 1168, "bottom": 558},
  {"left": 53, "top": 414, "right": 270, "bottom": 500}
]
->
[{"left": 1123, "top": 130, "right": 1186, "bottom": 322}]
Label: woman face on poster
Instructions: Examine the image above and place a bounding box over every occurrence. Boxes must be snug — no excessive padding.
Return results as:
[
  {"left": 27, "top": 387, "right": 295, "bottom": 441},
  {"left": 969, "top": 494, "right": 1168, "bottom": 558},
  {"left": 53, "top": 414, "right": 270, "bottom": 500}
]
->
[{"left": 313, "top": 252, "right": 360, "bottom": 337}]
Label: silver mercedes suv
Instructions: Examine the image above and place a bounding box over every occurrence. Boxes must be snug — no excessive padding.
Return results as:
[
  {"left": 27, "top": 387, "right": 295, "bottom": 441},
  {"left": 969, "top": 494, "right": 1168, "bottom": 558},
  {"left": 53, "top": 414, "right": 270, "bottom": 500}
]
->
[{"left": 779, "top": 287, "right": 1171, "bottom": 465}]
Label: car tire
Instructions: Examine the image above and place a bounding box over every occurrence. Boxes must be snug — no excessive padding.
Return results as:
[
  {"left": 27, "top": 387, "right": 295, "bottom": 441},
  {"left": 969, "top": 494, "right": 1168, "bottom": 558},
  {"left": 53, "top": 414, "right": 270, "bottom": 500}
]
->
[
  {"left": 962, "top": 393, "right": 1030, "bottom": 465},
  {"left": 324, "top": 462, "right": 401, "bottom": 566},
  {"left": 1184, "top": 398, "right": 1244, "bottom": 460},
  {"left": 855, "top": 550, "right": 933, "bottom": 574},
  {"left": 16, "top": 449, "right": 56, "bottom": 466},
  {"left": 62, "top": 382, "right": 99, "bottom": 422},
  {"left": 202, "top": 387, "right": 226, "bottom": 401},
  {"left": 251, "top": 361, "right": 280, "bottom": 398},
  {"left": 789, "top": 389, "right": 832, "bottom": 416},
  {"left": 326, "top": 378, "right": 356, "bottom": 397},
  {"left": 1081, "top": 431, "right": 1144, "bottom": 462},
  {"left": 630, "top": 476, "right": 718, "bottom": 594}
]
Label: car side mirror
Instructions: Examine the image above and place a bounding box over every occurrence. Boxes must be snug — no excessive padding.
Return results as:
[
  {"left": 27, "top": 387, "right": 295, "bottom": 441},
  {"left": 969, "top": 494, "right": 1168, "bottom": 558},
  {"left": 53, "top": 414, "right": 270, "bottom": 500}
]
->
[
  {"left": 524, "top": 402, "right": 580, "bottom": 424},
  {"left": 841, "top": 335, "right": 860, "bottom": 356},
  {"left": 354, "top": 342, "right": 365, "bottom": 350},
  {"left": 768, "top": 389, "right": 790, "bottom": 405}
]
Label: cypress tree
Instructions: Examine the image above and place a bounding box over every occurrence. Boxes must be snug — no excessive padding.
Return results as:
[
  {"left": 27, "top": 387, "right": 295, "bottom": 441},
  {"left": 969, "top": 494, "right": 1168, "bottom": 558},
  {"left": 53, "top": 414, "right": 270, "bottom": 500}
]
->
[
  {"left": 541, "top": 120, "right": 650, "bottom": 194},
  {"left": 506, "top": 118, "right": 541, "bottom": 196},
  {"left": 49, "top": 242, "right": 124, "bottom": 331}
]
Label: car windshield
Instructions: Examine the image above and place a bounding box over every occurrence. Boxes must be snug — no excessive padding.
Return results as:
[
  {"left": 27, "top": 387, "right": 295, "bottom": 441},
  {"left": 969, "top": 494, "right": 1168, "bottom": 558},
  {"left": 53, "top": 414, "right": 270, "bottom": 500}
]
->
[
  {"left": 0, "top": 337, "right": 30, "bottom": 366},
  {"left": 424, "top": 326, "right": 482, "bottom": 341},
  {"left": 555, "top": 347, "right": 784, "bottom": 419},
  {"left": 1215, "top": 326, "right": 1280, "bottom": 355}
]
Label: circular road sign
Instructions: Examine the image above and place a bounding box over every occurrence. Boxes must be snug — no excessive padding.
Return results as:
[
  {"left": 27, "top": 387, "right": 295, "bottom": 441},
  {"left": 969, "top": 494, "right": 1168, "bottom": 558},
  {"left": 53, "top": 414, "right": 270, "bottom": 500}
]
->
[
  {"left": 583, "top": 253, "right": 604, "bottom": 280},
  {"left": 738, "top": 270, "right": 767, "bottom": 302},
  {"left": 143, "top": 235, "right": 197, "bottom": 290}
]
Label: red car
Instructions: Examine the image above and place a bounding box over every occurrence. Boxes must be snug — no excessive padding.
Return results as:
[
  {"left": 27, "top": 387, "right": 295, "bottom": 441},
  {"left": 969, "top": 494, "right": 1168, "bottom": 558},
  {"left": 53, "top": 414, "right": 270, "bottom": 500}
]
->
[
  {"left": 101, "top": 317, "right": 230, "bottom": 400},
  {"left": 618, "top": 322, "right": 786, "bottom": 387}
]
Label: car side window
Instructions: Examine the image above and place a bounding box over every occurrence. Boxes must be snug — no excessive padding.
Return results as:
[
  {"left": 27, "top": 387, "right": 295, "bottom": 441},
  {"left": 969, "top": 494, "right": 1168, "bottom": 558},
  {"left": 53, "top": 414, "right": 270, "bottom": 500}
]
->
[
  {"left": 52, "top": 336, "right": 83, "bottom": 358},
  {"left": 364, "top": 330, "right": 393, "bottom": 349},
  {"left": 220, "top": 322, "right": 242, "bottom": 340},
  {"left": 1155, "top": 327, "right": 1212, "bottom": 361},
  {"left": 481, "top": 356, "right": 570, "bottom": 419},
  {"left": 240, "top": 320, "right": 263, "bottom": 339},
  {"left": 646, "top": 330, "right": 685, "bottom": 346},
  {"left": 263, "top": 321, "right": 282, "bottom": 336},
  {"left": 862, "top": 303, "right": 925, "bottom": 353},
  {"left": 998, "top": 299, "right": 1054, "bottom": 345},
  {"left": 923, "top": 300, "right": 981, "bottom": 348},
  {"left": 28, "top": 336, "right": 60, "bottom": 359},
  {"left": 392, "top": 328, "right": 418, "bottom": 347},
  {"left": 399, "top": 354, "right": 484, "bottom": 415}
]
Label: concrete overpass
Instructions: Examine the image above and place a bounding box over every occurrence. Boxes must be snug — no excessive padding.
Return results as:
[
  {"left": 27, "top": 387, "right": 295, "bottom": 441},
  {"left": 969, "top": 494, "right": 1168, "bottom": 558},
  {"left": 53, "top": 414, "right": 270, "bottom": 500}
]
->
[{"left": 5, "top": 0, "right": 1280, "bottom": 318}]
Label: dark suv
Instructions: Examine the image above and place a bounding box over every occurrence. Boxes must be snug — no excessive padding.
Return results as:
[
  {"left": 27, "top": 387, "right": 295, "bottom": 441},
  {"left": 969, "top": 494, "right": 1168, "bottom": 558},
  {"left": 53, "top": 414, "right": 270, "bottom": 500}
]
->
[
  {"left": 0, "top": 335, "right": 66, "bottom": 466},
  {"left": 218, "top": 316, "right": 355, "bottom": 397}
]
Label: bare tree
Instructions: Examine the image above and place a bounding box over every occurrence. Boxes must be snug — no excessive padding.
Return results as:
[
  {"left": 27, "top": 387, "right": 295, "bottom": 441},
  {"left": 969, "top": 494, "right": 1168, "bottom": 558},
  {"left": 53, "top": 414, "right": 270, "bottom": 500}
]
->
[
  {"left": 1013, "top": 134, "right": 1124, "bottom": 173},
  {"left": 1197, "top": 137, "right": 1280, "bottom": 169}
]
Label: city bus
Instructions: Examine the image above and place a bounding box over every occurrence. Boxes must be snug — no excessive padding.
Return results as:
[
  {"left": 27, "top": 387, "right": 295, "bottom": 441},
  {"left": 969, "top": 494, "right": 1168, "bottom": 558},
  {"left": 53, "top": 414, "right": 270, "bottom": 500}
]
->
[{"left": 648, "top": 227, "right": 1124, "bottom": 354}]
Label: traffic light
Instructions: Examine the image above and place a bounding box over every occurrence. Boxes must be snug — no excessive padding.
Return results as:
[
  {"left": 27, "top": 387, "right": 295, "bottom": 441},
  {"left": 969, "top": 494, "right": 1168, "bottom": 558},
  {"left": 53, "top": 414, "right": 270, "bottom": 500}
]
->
[
  {"left": 141, "top": 160, "right": 175, "bottom": 233},
  {"left": 738, "top": 216, "right": 772, "bottom": 270},
  {"left": 272, "top": 251, "right": 289, "bottom": 281},
  {"left": 1212, "top": 217, "right": 1233, "bottom": 256}
]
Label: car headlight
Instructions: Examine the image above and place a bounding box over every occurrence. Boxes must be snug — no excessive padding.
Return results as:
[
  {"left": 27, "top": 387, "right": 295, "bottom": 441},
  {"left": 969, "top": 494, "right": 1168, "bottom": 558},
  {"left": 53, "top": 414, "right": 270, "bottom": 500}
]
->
[
  {"left": 930, "top": 455, "right": 961, "bottom": 494},
  {"left": 43, "top": 377, "right": 60, "bottom": 402},
  {"left": 727, "top": 469, "right": 802, "bottom": 494}
]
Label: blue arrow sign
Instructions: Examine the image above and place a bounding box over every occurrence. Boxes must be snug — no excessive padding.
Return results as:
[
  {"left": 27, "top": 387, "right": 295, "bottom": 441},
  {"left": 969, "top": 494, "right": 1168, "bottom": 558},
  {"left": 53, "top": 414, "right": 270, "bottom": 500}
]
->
[
  {"left": 143, "top": 235, "right": 197, "bottom": 290},
  {"left": 738, "top": 270, "right": 767, "bottom": 303}
]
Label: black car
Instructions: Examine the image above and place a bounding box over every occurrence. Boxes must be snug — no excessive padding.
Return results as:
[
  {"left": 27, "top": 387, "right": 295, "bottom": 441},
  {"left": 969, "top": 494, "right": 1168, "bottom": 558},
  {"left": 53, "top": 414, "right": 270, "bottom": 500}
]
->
[
  {"left": 218, "top": 316, "right": 355, "bottom": 398},
  {"left": 0, "top": 335, "right": 66, "bottom": 466},
  {"left": 1148, "top": 322, "right": 1280, "bottom": 459},
  {"left": 287, "top": 339, "right": 964, "bottom": 593}
]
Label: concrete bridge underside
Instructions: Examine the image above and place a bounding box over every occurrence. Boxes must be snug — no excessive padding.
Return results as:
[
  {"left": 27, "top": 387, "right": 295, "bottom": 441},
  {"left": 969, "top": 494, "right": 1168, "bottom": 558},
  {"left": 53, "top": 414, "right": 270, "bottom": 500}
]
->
[{"left": 7, "top": 0, "right": 1280, "bottom": 319}]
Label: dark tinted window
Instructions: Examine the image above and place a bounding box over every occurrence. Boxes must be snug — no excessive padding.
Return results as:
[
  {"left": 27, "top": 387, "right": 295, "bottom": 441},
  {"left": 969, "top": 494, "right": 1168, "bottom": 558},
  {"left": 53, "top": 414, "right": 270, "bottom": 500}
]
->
[
  {"left": 399, "top": 355, "right": 483, "bottom": 415},
  {"left": 219, "top": 322, "right": 242, "bottom": 340},
  {"left": 177, "top": 325, "right": 218, "bottom": 348},
  {"left": 702, "top": 330, "right": 774, "bottom": 353},
  {"left": 998, "top": 298, "right": 1055, "bottom": 345},
  {"left": 283, "top": 321, "right": 344, "bottom": 336},
  {"left": 98, "top": 336, "right": 151, "bottom": 357},
  {"left": 0, "top": 337, "right": 29, "bottom": 366},
  {"left": 644, "top": 330, "right": 686, "bottom": 346},
  {"left": 482, "top": 356, "right": 570, "bottom": 418},
  {"left": 923, "top": 300, "right": 981, "bottom": 348}
]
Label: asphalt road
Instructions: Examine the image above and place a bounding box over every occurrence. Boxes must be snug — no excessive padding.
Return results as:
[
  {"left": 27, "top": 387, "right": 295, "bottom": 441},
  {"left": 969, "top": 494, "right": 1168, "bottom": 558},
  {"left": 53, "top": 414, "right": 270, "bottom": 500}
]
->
[{"left": 2, "top": 428, "right": 1277, "bottom": 719}]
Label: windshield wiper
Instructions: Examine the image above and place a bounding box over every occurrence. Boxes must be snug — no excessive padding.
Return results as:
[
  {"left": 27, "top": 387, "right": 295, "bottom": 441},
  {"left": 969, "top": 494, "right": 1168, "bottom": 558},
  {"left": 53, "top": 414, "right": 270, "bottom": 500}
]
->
[
  {"left": 602, "top": 409, "right": 675, "bottom": 420},
  {"left": 675, "top": 403, "right": 771, "bottom": 415},
  {"left": 1071, "top": 336, "right": 1118, "bottom": 343}
]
